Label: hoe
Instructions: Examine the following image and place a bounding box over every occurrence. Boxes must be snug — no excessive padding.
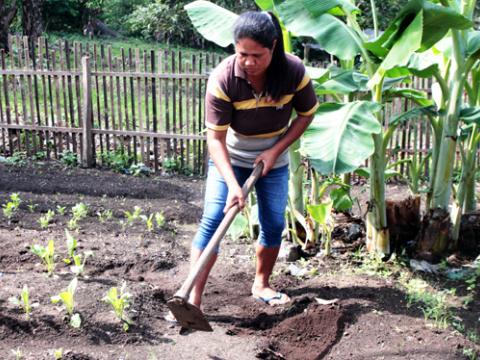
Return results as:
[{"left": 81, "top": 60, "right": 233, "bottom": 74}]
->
[{"left": 167, "top": 162, "right": 264, "bottom": 331}]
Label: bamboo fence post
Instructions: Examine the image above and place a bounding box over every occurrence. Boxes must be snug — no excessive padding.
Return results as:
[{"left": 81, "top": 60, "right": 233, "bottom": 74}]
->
[{"left": 81, "top": 56, "right": 94, "bottom": 168}]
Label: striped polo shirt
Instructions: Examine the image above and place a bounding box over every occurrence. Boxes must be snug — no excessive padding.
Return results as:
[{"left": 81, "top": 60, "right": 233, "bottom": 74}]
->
[{"left": 205, "top": 53, "right": 319, "bottom": 168}]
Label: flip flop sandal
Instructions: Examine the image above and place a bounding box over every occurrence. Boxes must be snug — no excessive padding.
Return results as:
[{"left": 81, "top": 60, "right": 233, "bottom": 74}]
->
[{"left": 253, "top": 292, "right": 289, "bottom": 306}]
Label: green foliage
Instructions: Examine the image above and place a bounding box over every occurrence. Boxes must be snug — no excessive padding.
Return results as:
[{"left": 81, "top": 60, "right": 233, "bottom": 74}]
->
[
  {"left": 2, "top": 193, "right": 22, "bottom": 220},
  {"left": 11, "top": 348, "right": 23, "bottom": 360},
  {"left": 154, "top": 212, "right": 165, "bottom": 228},
  {"left": 100, "top": 150, "right": 134, "bottom": 173},
  {"left": 123, "top": 206, "right": 142, "bottom": 226},
  {"left": 71, "top": 202, "right": 89, "bottom": 221},
  {"left": 30, "top": 240, "right": 56, "bottom": 276},
  {"left": 356, "top": 0, "right": 409, "bottom": 31},
  {"left": 102, "top": 282, "right": 133, "bottom": 331},
  {"left": 97, "top": 209, "right": 113, "bottom": 223},
  {"left": 38, "top": 210, "right": 55, "bottom": 229},
  {"left": 56, "top": 205, "right": 66, "bottom": 216},
  {"left": 51, "top": 278, "right": 81, "bottom": 328},
  {"left": 8, "top": 285, "right": 33, "bottom": 320},
  {"left": 60, "top": 150, "right": 78, "bottom": 167},
  {"left": 6, "top": 151, "right": 27, "bottom": 166},
  {"left": 400, "top": 275, "right": 454, "bottom": 329}
]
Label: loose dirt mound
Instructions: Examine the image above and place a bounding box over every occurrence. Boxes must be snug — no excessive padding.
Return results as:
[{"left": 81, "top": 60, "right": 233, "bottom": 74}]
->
[{"left": 260, "top": 304, "right": 343, "bottom": 360}]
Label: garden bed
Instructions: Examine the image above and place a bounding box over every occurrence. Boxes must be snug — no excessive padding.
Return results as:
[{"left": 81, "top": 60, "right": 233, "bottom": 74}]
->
[{"left": 0, "top": 161, "right": 478, "bottom": 360}]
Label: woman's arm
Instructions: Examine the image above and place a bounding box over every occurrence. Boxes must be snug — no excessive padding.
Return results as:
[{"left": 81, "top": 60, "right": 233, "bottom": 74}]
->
[
  {"left": 207, "top": 129, "right": 246, "bottom": 211},
  {"left": 255, "top": 114, "right": 314, "bottom": 175}
]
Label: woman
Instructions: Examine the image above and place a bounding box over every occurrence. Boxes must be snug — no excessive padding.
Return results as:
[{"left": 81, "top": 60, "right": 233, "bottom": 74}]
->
[{"left": 181, "top": 11, "right": 318, "bottom": 311}]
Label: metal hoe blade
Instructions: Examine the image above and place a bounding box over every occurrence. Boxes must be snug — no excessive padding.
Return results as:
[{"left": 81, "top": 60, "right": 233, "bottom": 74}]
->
[{"left": 166, "top": 296, "right": 213, "bottom": 332}]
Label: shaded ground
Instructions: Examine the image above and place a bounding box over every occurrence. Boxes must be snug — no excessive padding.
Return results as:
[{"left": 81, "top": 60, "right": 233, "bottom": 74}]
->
[{"left": 0, "top": 161, "right": 478, "bottom": 360}]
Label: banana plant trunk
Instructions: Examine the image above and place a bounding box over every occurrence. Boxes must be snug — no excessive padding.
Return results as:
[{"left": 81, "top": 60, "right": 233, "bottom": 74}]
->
[
  {"left": 420, "top": 30, "right": 466, "bottom": 256},
  {"left": 366, "top": 83, "right": 390, "bottom": 255}
]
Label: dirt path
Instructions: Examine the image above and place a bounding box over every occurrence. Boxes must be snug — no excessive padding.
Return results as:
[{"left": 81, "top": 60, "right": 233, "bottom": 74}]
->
[{"left": 0, "top": 162, "right": 478, "bottom": 359}]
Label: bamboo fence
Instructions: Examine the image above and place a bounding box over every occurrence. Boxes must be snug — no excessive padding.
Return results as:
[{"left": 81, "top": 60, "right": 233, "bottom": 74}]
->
[{"left": 0, "top": 35, "right": 476, "bottom": 177}]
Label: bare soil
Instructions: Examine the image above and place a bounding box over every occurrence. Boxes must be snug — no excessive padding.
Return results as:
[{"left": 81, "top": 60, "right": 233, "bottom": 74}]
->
[{"left": 0, "top": 161, "right": 478, "bottom": 360}]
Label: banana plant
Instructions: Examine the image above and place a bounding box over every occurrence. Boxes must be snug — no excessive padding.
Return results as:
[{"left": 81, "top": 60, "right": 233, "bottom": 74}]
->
[{"left": 185, "top": 0, "right": 473, "bottom": 255}]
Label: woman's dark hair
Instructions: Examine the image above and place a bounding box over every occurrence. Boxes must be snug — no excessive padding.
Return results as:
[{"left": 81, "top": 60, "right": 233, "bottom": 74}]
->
[{"left": 233, "top": 11, "right": 288, "bottom": 101}]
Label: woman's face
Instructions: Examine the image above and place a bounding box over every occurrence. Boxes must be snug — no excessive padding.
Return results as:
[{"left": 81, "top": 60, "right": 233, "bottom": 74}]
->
[{"left": 235, "top": 37, "right": 274, "bottom": 79}]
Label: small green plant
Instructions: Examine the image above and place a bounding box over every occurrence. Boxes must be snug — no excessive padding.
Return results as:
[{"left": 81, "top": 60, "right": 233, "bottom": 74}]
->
[
  {"left": 63, "top": 230, "right": 77, "bottom": 264},
  {"left": 100, "top": 149, "right": 133, "bottom": 172},
  {"left": 56, "top": 205, "right": 66, "bottom": 216},
  {"left": 141, "top": 213, "right": 155, "bottom": 232},
  {"left": 53, "top": 348, "right": 64, "bottom": 360},
  {"left": 51, "top": 278, "right": 81, "bottom": 328},
  {"left": 154, "top": 211, "right": 165, "bottom": 228},
  {"left": 38, "top": 209, "right": 55, "bottom": 229},
  {"left": 60, "top": 150, "right": 78, "bottom": 167},
  {"left": 33, "top": 150, "right": 47, "bottom": 160},
  {"left": 71, "top": 202, "right": 88, "bottom": 221},
  {"left": 401, "top": 276, "right": 454, "bottom": 329},
  {"left": 123, "top": 206, "right": 142, "bottom": 226},
  {"left": 463, "top": 347, "right": 478, "bottom": 360},
  {"left": 307, "top": 199, "right": 334, "bottom": 256},
  {"left": 70, "top": 251, "right": 94, "bottom": 277},
  {"left": 11, "top": 348, "right": 23, "bottom": 360},
  {"left": 2, "top": 193, "right": 22, "bottom": 220},
  {"left": 97, "top": 209, "right": 113, "bottom": 223},
  {"left": 6, "top": 151, "right": 27, "bottom": 166},
  {"left": 27, "top": 202, "right": 38, "bottom": 213},
  {"left": 30, "top": 239, "right": 56, "bottom": 276},
  {"left": 8, "top": 285, "right": 34, "bottom": 320},
  {"left": 102, "top": 281, "right": 133, "bottom": 331},
  {"left": 162, "top": 157, "right": 179, "bottom": 173}
]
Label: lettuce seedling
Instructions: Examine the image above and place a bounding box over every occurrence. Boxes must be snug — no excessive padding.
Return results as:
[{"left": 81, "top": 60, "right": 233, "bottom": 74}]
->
[
  {"left": 31, "top": 239, "right": 56, "bottom": 276},
  {"left": 70, "top": 251, "right": 93, "bottom": 276},
  {"left": 38, "top": 209, "right": 55, "bottom": 229},
  {"left": 63, "top": 230, "right": 77, "bottom": 263},
  {"left": 123, "top": 206, "right": 142, "bottom": 226},
  {"left": 97, "top": 209, "right": 113, "bottom": 223},
  {"left": 71, "top": 202, "right": 88, "bottom": 221},
  {"left": 154, "top": 212, "right": 165, "bottom": 228},
  {"left": 2, "top": 193, "right": 21, "bottom": 219},
  {"left": 9, "top": 285, "right": 36, "bottom": 320},
  {"left": 102, "top": 282, "right": 133, "bottom": 331},
  {"left": 51, "top": 277, "right": 81, "bottom": 328},
  {"left": 56, "top": 205, "right": 66, "bottom": 216},
  {"left": 141, "top": 214, "right": 154, "bottom": 232}
]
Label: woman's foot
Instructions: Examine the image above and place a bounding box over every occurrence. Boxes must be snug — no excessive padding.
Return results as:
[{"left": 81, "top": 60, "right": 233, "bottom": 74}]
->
[{"left": 251, "top": 285, "right": 290, "bottom": 306}]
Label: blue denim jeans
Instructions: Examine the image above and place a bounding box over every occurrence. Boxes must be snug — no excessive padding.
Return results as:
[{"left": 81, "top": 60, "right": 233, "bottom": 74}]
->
[{"left": 192, "top": 161, "right": 289, "bottom": 251}]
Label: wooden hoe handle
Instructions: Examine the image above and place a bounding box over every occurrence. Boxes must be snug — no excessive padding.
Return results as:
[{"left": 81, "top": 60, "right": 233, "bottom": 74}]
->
[{"left": 174, "top": 162, "right": 264, "bottom": 300}]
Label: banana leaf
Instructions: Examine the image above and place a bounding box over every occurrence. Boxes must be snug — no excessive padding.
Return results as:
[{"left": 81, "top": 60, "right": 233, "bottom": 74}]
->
[{"left": 300, "top": 101, "right": 382, "bottom": 175}]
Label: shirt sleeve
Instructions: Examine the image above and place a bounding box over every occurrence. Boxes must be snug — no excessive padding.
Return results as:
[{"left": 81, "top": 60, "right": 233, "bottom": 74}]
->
[
  {"left": 292, "top": 67, "right": 319, "bottom": 117},
  {"left": 205, "top": 70, "right": 233, "bottom": 131}
]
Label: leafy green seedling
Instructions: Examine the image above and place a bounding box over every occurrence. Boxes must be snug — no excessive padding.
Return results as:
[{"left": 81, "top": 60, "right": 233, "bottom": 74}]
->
[
  {"left": 51, "top": 278, "right": 81, "bottom": 328},
  {"left": 154, "top": 211, "right": 165, "bottom": 228},
  {"left": 27, "top": 203, "right": 38, "bottom": 213},
  {"left": 141, "top": 214, "right": 154, "bottom": 232},
  {"left": 102, "top": 282, "right": 133, "bottom": 331},
  {"left": 38, "top": 209, "right": 55, "bottom": 229},
  {"left": 56, "top": 205, "right": 66, "bottom": 216},
  {"left": 123, "top": 206, "right": 142, "bottom": 225},
  {"left": 11, "top": 348, "right": 23, "bottom": 360},
  {"left": 67, "top": 218, "right": 78, "bottom": 230},
  {"left": 97, "top": 209, "right": 113, "bottom": 223},
  {"left": 2, "top": 193, "right": 21, "bottom": 219},
  {"left": 70, "top": 251, "right": 93, "bottom": 276},
  {"left": 71, "top": 202, "right": 88, "bottom": 221},
  {"left": 8, "top": 285, "right": 37, "bottom": 320},
  {"left": 53, "top": 348, "right": 64, "bottom": 360},
  {"left": 63, "top": 230, "right": 77, "bottom": 264},
  {"left": 307, "top": 199, "right": 334, "bottom": 256},
  {"left": 31, "top": 239, "right": 56, "bottom": 276}
]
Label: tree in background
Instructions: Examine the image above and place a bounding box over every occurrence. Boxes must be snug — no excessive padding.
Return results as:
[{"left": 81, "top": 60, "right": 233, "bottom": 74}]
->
[
  {"left": 0, "top": 0, "right": 17, "bottom": 51},
  {"left": 22, "top": 0, "right": 44, "bottom": 50},
  {"left": 356, "top": 0, "right": 408, "bottom": 31}
]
